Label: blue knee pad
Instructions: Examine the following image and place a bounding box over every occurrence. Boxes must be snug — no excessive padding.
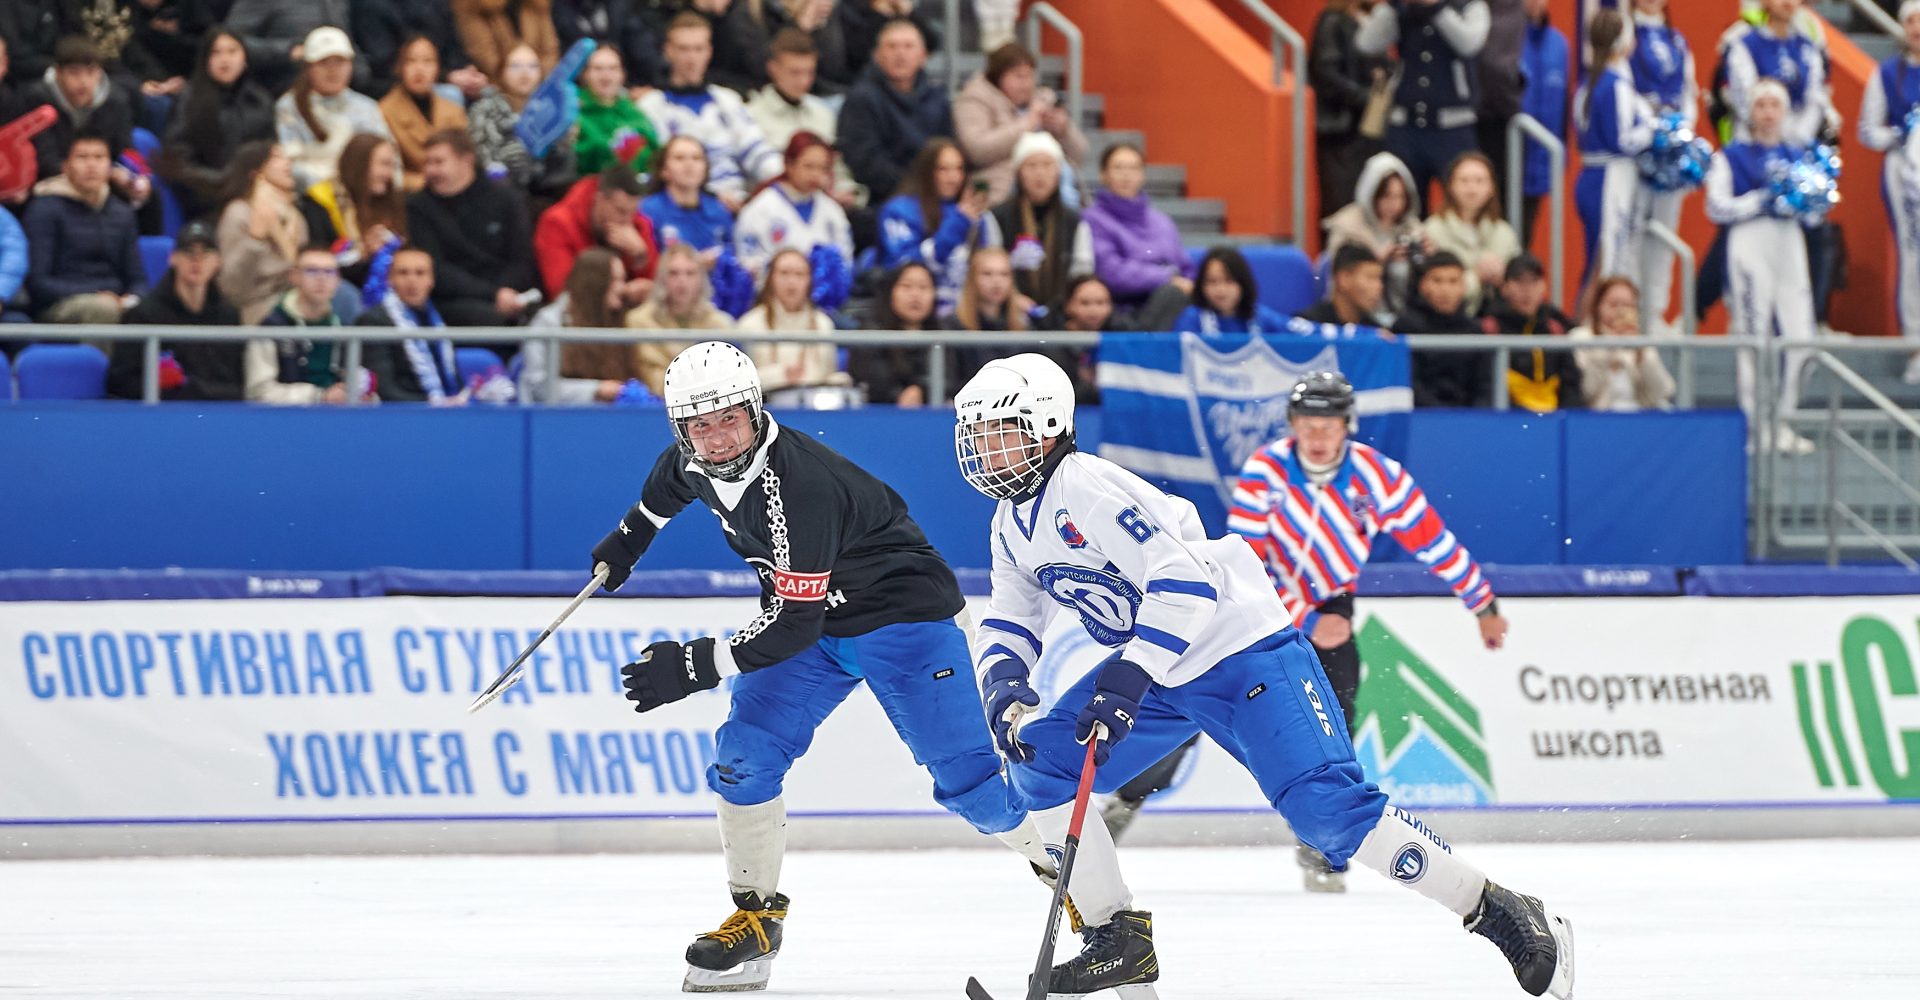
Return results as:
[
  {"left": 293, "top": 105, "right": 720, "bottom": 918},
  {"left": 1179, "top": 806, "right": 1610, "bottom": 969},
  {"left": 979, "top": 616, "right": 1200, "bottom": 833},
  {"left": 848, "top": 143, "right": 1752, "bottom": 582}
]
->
[
  {"left": 1274, "top": 761, "right": 1389, "bottom": 869},
  {"left": 706, "top": 720, "right": 794, "bottom": 806},
  {"left": 927, "top": 748, "right": 1026, "bottom": 835}
]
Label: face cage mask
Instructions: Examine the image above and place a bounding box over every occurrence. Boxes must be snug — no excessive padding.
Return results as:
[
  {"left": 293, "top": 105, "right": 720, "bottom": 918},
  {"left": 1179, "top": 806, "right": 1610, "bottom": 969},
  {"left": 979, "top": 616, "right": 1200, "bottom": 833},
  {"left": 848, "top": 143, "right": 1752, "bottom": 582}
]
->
[
  {"left": 672, "top": 388, "right": 767, "bottom": 482},
  {"left": 955, "top": 414, "right": 1046, "bottom": 501}
]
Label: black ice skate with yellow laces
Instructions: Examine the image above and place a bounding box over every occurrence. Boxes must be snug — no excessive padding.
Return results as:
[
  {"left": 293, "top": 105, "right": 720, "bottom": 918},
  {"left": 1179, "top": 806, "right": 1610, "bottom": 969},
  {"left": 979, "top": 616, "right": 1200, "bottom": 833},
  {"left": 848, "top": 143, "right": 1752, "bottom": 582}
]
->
[
  {"left": 1043, "top": 909, "right": 1160, "bottom": 999},
  {"left": 682, "top": 890, "right": 787, "bottom": 992}
]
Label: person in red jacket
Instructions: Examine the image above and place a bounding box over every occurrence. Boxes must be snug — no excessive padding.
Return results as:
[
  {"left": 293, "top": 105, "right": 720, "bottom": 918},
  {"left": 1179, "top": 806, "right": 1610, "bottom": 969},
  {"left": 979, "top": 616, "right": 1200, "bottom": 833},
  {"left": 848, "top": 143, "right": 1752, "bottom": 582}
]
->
[{"left": 534, "top": 166, "right": 658, "bottom": 308}]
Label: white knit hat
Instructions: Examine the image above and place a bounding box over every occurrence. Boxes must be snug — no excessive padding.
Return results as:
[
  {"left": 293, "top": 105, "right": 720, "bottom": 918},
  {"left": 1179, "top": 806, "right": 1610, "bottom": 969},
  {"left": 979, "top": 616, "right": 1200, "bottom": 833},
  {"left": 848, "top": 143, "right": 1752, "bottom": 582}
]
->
[
  {"left": 1902, "top": 0, "right": 1920, "bottom": 25},
  {"left": 1011, "top": 130, "right": 1066, "bottom": 171}
]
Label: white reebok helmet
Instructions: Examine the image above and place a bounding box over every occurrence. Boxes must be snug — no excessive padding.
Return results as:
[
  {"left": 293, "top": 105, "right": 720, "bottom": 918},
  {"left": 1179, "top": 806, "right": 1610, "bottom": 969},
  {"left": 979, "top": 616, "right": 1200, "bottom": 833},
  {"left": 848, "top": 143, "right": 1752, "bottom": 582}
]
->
[
  {"left": 953, "top": 353, "right": 1076, "bottom": 501},
  {"left": 663, "top": 341, "right": 766, "bottom": 480}
]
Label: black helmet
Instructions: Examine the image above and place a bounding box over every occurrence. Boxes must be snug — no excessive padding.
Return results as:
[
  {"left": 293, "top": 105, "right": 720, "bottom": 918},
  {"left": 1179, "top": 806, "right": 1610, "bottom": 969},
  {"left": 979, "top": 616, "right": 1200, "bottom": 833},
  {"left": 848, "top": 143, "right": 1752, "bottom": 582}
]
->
[{"left": 1288, "top": 370, "right": 1355, "bottom": 421}]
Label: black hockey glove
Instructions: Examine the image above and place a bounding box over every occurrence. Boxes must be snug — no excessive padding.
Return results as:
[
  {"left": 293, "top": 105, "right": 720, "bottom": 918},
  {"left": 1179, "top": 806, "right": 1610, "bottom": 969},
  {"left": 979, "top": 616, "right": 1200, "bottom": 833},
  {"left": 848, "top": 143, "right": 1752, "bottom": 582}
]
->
[
  {"left": 591, "top": 522, "right": 645, "bottom": 591},
  {"left": 621, "top": 638, "right": 723, "bottom": 713}
]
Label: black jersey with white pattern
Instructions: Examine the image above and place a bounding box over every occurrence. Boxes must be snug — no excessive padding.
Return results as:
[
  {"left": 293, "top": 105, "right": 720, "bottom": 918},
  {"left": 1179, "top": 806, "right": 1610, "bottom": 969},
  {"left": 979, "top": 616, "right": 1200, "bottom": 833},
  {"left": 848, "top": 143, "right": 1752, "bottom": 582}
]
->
[{"left": 612, "top": 420, "right": 965, "bottom": 672}]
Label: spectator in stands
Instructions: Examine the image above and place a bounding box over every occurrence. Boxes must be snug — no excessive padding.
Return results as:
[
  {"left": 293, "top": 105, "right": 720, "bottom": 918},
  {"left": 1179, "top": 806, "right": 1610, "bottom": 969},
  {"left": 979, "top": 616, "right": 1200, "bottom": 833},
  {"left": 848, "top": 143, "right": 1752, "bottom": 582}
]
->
[
  {"left": 1083, "top": 142, "right": 1191, "bottom": 331},
  {"left": 0, "top": 35, "right": 26, "bottom": 138},
  {"left": 1423, "top": 152, "right": 1519, "bottom": 313},
  {"left": 121, "top": 2, "right": 195, "bottom": 133},
  {"left": 746, "top": 29, "right": 863, "bottom": 204},
  {"left": 1862, "top": 0, "right": 1920, "bottom": 384},
  {"left": 1324, "top": 152, "right": 1429, "bottom": 316},
  {"left": 352, "top": 0, "right": 487, "bottom": 102},
  {"left": 1174, "top": 247, "right": 1288, "bottom": 334},
  {"left": 1297, "top": 244, "right": 1394, "bottom": 330},
  {"left": 0, "top": 3, "right": 73, "bottom": 89},
  {"left": 25, "top": 36, "right": 137, "bottom": 181},
  {"left": 379, "top": 36, "right": 470, "bottom": 195},
  {"left": 943, "top": 245, "right": 1026, "bottom": 387},
  {"left": 157, "top": 27, "right": 277, "bottom": 222},
  {"left": 848, "top": 260, "right": 937, "bottom": 405},
  {"left": 1707, "top": 78, "right": 1817, "bottom": 454},
  {"left": 275, "top": 27, "right": 390, "bottom": 192},
  {"left": 1035, "top": 272, "right": 1109, "bottom": 402},
  {"left": 1478, "top": 253, "right": 1580, "bottom": 413},
  {"left": 0, "top": 206, "right": 26, "bottom": 323},
  {"left": 1518, "top": 0, "right": 1570, "bottom": 246},
  {"left": 954, "top": 42, "right": 1089, "bottom": 205},
  {"left": 740, "top": 246, "right": 848, "bottom": 393},
  {"left": 226, "top": 0, "right": 360, "bottom": 93},
  {"left": 1355, "top": 0, "right": 1490, "bottom": 205},
  {"left": 876, "top": 137, "right": 996, "bottom": 316},
  {"left": 409, "top": 129, "right": 538, "bottom": 327},
  {"left": 1309, "top": 0, "right": 1388, "bottom": 218},
  {"left": 990, "top": 131, "right": 1093, "bottom": 318},
  {"left": 642, "top": 134, "right": 733, "bottom": 254},
  {"left": 735, "top": 130, "right": 854, "bottom": 279},
  {"left": 108, "top": 220, "right": 244, "bottom": 400},
  {"left": 838, "top": 18, "right": 952, "bottom": 205},
  {"left": 1574, "top": 8, "right": 1655, "bottom": 291},
  {"left": 297, "top": 133, "right": 406, "bottom": 290},
  {"left": 537, "top": 167, "right": 659, "bottom": 304},
  {"left": 836, "top": 1, "right": 943, "bottom": 89},
  {"left": 23, "top": 131, "right": 143, "bottom": 324},
  {"left": 251, "top": 243, "right": 357, "bottom": 404},
  {"left": 701, "top": 0, "right": 846, "bottom": 96},
  {"left": 552, "top": 0, "right": 662, "bottom": 95},
  {"left": 1570, "top": 274, "right": 1674, "bottom": 411},
  {"left": 1398, "top": 251, "right": 1490, "bottom": 407},
  {"left": 359, "top": 246, "right": 466, "bottom": 403},
  {"left": 1629, "top": 0, "right": 1697, "bottom": 332},
  {"left": 468, "top": 43, "right": 579, "bottom": 205},
  {"left": 625, "top": 241, "right": 731, "bottom": 393},
  {"left": 216, "top": 141, "right": 309, "bottom": 325},
  {"left": 519, "top": 247, "right": 651, "bottom": 405},
  {"left": 641, "top": 13, "right": 784, "bottom": 208},
  {"left": 574, "top": 45, "right": 661, "bottom": 177},
  {"left": 452, "top": 0, "right": 560, "bottom": 82},
  {"left": 1476, "top": 0, "right": 1527, "bottom": 212}
]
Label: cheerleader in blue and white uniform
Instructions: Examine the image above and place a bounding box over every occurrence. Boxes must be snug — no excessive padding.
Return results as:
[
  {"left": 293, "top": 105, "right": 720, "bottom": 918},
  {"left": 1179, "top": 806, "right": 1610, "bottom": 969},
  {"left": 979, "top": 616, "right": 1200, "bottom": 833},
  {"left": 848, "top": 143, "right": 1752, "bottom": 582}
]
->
[
  {"left": 1628, "top": 0, "right": 1701, "bottom": 330},
  {"left": 1859, "top": 0, "right": 1920, "bottom": 384},
  {"left": 1575, "top": 8, "right": 1656, "bottom": 288}
]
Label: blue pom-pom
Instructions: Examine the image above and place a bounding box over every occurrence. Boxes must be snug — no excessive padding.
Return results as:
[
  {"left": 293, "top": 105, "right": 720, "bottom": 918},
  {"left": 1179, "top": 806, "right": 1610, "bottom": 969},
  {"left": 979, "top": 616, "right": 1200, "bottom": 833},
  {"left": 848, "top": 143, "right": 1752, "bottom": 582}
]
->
[
  {"left": 613, "top": 379, "right": 664, "bottom": 408},
  {"left": 1768, "top": 146, "right": 1841, "bottom": 226},
  {"left": 1636, "top": 113, "right": 1712, "bottom": 193},
  {"left": 709, "top": 250, "right": 756, "bottom": 318},
  {"left": 808, "top": 244, "right": 852, "bottom": 311},
  {"left": 360, "top": 239, "right": 399, "bottom": 309}
]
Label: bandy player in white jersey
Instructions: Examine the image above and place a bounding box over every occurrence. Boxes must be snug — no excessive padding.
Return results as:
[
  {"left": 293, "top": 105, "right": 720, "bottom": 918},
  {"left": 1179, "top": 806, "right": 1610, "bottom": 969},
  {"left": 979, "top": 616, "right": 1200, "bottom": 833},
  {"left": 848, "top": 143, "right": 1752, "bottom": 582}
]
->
[{"left": 953, "top": 354, "right": 1575, "bottom": 998}]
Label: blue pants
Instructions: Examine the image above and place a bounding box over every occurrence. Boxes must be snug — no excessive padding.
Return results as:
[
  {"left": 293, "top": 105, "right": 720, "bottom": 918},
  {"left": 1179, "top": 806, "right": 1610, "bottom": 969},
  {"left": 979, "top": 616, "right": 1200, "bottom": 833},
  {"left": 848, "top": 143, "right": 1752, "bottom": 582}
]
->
[
  {"left": 707, "top": 618, "right": 1025, "bottom": 835},
  {"left": 1012, "top": 631, "right": 1388, "bottom": 867}
]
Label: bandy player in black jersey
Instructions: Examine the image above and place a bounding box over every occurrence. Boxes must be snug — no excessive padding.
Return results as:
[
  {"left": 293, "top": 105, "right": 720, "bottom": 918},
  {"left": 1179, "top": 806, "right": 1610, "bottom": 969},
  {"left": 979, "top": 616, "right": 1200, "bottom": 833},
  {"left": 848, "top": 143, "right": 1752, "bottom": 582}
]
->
[{"left": 589, "top": 342, "right": 1053, "bottom": 993}]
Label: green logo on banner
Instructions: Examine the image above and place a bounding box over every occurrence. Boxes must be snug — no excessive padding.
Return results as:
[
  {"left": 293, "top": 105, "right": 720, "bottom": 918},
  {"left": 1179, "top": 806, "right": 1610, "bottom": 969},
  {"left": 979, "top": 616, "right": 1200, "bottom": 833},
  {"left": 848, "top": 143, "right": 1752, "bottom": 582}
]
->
[
  {"left": 1793, "top": 616, "right": 1920, "bottom": 799},
  {"left": 1353, "top": 616, "right": 1494, "bottom": 804}
]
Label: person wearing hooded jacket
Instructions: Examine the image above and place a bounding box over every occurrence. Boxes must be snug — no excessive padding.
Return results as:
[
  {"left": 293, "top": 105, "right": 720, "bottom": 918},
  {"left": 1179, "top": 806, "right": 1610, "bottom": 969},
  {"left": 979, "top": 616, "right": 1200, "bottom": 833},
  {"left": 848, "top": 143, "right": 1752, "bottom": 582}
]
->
[
  {"left": 1323, "top": 151, "right": 1431, "bottom": 315},
  {"left": 836, "top": 19, "right": 953, "bottom": 204},
  {"left": 24, "top": 36, "right": 137, "bottom": 179}
]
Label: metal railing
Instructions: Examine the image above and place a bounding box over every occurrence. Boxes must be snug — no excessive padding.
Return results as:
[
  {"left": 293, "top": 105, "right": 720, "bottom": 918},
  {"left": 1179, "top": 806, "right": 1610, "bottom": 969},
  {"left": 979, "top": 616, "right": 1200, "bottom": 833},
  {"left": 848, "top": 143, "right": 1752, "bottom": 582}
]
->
[
  {"left": 1837, "top": 0, "right": 1903, "bottom": 38},
  {"left": 1644, "top": 221, "right": 1701, "bottom": 408},
  {"left": 943, "top": 0, "right": 962, "bottom": 95},
  {"left": 1023, "top": 3, "right": 1085, "bottom": 141},
  {"left": 1805, "top": 350, "right": 1920, "bottom": 568},
  {"left": 1236, "top": 0, "right": 1310, "bottom": 245},
  {"left": 1506, "top": 113, "right": 1568, "bottom": 308}
]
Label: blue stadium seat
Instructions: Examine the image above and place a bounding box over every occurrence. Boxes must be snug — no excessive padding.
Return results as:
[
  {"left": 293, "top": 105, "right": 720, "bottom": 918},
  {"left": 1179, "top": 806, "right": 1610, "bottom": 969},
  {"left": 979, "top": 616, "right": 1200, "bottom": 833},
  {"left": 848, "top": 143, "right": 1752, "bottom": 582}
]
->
[
  {"left": 139, "top": 235, "right": 174, "bottom": 289},
  {"left": 16, "top": 344, "right": 109, "bottom": 400},
  {"left": 456, "top": 347, "right": 503, "bottom": 386},
  {"left": 130, "top": 127, "right": 183, "bottom": 238},
  {"left": 0, "top": 349, "right": 12, "bottom": 401},
  {"left": 1185, "top": 244, "right": 1321, "bottom": 318}
]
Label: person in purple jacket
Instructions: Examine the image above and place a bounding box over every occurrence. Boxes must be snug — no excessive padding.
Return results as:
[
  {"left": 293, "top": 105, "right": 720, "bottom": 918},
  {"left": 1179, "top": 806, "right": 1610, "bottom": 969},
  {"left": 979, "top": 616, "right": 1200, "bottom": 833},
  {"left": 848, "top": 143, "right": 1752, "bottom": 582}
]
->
[{"left": 1081, "top": 142, "right": 1192, "bottom": 331}]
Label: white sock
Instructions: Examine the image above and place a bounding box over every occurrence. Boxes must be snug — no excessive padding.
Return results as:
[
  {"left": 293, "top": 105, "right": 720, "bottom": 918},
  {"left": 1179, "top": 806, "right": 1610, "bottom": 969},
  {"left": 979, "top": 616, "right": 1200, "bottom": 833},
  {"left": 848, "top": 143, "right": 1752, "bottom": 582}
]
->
[
  {"left": 993, "top": 814, "right": 1059, "bottom": 874},
  {"left": 1030, "top": 800, "right": 1132, "bottom": 926},
  {"left": 718, "top": 797, "right": 787, "bottom": 899},
  {"left": 1349, "top": 804, "right": 1487, "bottom": 917}
]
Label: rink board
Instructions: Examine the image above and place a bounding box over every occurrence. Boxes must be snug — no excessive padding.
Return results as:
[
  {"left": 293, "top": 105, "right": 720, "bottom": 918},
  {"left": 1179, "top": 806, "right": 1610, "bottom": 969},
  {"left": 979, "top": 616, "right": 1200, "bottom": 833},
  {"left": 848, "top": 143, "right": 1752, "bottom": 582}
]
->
[{"left": 2, "top": 594, "right": 1918, "bottom": 855}]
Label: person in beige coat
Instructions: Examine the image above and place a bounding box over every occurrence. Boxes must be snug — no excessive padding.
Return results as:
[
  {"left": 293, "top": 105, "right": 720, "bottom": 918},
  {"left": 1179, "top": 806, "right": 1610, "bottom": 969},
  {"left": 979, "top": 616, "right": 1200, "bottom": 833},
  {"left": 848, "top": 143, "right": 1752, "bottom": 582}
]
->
[
  {"left": 378, "top": 37, "right": 471, "bottom": 194},
  {"left": 738, "top": 248, "right": 852, "bottom": 393},
  {"left": 1570, "top": 275, "right": 1675, "bottom": 412},
  {"left": 452, "top": 0, "right": 560, "bottom": 81},
  {"left": 625, "top": 242, "right": 733, "bottom": 394},
  {"left": 952, "top": 42, "right": 1088, "bottom": 204},
  {"left": 1421, "top": 151, "right": 1521, "bottom": 313},
  {"left": 215, "top": 142, "right": 310, "bottom": 325},
  {"left": 1322, "top": 151, "right": 1429, "bottom": 315}
]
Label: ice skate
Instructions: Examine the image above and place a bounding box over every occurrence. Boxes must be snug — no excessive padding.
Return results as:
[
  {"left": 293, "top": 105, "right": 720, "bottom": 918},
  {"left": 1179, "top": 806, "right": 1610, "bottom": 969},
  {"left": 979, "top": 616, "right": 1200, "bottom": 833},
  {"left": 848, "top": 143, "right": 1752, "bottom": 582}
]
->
[
  {"left": 1042, "top": 909, "right": 1160, "bottom": 1000},
  {"left": 1099, "top": 794, "right": 1145, "bottom": 843},
  {"left": 1465, "top": 882, "right": 1575, "bottom": 999},
  {"left": 1296, "top": 843, "right": 1347, "bottom": 893},
  {"left": 682, "top": 890, "right": 787, "bottom": 992}
]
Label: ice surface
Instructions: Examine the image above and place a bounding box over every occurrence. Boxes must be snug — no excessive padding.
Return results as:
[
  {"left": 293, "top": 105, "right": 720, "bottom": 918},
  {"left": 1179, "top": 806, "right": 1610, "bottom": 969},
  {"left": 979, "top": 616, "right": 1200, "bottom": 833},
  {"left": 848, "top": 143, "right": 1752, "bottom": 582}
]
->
[{"left": 3, "top": 839, "right": 1917, "bottom": 998}]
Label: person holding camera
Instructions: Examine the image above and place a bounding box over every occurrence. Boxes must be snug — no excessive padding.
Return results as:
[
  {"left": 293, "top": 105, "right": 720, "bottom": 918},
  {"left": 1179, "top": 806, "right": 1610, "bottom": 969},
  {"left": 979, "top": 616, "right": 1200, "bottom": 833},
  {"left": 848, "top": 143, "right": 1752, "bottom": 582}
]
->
[{"left": 1323, "top": 151, "right": 1430, "bottom": 314}]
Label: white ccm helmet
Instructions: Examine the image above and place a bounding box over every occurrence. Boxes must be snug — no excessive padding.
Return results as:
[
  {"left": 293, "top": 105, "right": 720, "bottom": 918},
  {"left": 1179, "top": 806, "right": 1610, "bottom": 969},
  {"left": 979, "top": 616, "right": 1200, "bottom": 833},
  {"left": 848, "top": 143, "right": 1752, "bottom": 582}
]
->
[
  {"left": 953, "top": 353, "right": 1076, "bottom": 501},
  {"left": 662, "top": 341, "right": 767, "bottom": 481}
]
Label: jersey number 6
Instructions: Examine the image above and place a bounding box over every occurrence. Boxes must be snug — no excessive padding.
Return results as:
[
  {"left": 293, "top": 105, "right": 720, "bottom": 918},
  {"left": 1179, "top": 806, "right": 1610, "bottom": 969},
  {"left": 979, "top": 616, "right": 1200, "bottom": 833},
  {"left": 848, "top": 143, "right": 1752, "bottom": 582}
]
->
[{"left": 1116, "top": 506, "right": 1160, "bottom": 543}]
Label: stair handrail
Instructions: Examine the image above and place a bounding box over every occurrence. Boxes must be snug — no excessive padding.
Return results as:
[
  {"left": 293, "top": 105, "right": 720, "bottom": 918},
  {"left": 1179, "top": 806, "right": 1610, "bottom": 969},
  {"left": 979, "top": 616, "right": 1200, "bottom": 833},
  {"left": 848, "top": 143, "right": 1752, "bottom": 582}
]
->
[
  {"left": 1644, "top": 220, "right": 1700, "bottom": 408},
  {"left": 943, "top": 0, "right": 961, "bottom": 95},
  {"left": 1022, "top": 3, "right": 1085, "bottom": 143},
  {"left": 1234, "top": 0, "right": 1310, "bottom": 244},
  {"left": 1804, "top": 350, "right": 1920, "bottom": 567},
  {"left": 1834, "top": 0, "right": 1904, "bottom": 39},
  {"left": 1505, "top": 113, "right": 1567, "bottom": 309}
]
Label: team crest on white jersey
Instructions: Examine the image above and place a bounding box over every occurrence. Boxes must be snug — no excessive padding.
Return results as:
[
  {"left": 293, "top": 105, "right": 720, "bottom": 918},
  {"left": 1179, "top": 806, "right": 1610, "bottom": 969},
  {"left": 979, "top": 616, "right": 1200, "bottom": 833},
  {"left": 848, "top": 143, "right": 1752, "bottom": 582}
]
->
[
  {"left": 1181, "top": 333, "right": 1341, "bottom": 506},
  {"left": 1035, "top": 563, "right": 1141, "bottom": 646}
]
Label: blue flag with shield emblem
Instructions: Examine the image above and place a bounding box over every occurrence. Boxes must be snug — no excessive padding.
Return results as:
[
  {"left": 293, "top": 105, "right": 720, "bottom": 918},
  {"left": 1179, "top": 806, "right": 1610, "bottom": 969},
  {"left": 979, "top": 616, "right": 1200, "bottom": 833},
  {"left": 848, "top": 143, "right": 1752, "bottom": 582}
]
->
[
  {"left": 516, "top": 39, "right": 597, "bottom": 159},
  {"left": 1095, "top": 325, "right": 1411, "bottom": 536}
]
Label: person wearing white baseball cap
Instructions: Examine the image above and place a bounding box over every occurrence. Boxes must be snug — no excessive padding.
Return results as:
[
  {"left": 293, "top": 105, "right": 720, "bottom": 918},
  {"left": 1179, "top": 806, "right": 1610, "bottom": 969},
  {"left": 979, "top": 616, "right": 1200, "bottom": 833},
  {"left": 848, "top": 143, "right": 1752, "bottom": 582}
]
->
[{"left": 272, "top": 25, "right": 390, "bottom": 191}]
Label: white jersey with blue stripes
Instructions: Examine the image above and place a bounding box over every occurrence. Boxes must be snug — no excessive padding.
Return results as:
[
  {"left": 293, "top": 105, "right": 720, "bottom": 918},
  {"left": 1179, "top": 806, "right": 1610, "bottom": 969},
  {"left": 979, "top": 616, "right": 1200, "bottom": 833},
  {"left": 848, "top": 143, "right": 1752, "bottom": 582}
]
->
[{"left": 972, "top": 450, "right": 1293, "bottom": 688}]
